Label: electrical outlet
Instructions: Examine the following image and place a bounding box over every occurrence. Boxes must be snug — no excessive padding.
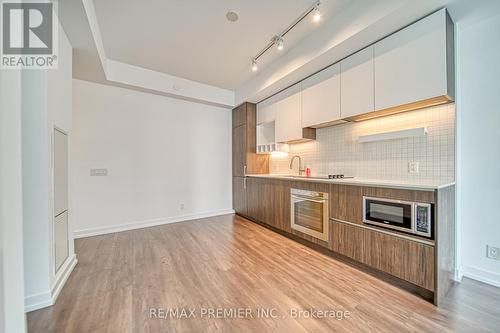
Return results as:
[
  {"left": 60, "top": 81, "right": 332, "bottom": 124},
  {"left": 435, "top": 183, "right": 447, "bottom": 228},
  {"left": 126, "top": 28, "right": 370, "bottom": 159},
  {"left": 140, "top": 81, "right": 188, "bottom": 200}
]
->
[
  {"left": 408, "top": 162, "right": 419, "bottom": 174},
  {"left": 180, "top": 203, "right": 185, "bottom": 211},
  {"left": 487, "top": 245, "right": 500, "bottom": 260}
]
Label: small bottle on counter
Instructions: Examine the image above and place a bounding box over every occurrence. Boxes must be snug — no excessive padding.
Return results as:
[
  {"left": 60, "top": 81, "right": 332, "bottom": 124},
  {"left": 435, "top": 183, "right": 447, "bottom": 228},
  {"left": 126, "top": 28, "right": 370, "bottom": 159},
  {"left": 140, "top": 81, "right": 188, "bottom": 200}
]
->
[{"left": 305, "top": 165, "right": 311, "bottom": 177}]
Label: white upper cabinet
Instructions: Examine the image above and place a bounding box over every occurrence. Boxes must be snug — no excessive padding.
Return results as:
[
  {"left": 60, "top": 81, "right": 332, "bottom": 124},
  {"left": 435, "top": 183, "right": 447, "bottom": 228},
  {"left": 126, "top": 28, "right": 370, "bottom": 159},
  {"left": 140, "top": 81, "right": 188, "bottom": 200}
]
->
[
  {"left": 275, "top": 84, "right": 304, "bottom": 143},
  {"left": 256, "top": 94, "right": 278, "bottom": 125},
  {"left": 340, "top": 46, "right": 375, "bottom": 119},
  {"left": 301, "top": 63, "right": 341, "bottom": 127},
  {"left": 374, "top": 8, "right": 453, "bottom": 111}
]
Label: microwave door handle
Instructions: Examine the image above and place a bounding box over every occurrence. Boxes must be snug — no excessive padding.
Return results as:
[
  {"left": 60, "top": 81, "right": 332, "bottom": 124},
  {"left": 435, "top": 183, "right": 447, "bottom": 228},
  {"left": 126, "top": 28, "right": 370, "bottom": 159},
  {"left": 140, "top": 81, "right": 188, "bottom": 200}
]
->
[{"left": 411, "top": 203, "right": 416, "bottom": 233}]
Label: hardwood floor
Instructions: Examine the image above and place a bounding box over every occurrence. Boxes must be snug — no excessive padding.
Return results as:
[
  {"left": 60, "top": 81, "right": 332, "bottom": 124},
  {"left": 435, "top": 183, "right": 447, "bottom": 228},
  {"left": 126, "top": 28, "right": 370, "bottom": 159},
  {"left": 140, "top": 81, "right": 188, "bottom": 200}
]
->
[{"left": 28, "top": 214, "right": 500, "bottom": 332}]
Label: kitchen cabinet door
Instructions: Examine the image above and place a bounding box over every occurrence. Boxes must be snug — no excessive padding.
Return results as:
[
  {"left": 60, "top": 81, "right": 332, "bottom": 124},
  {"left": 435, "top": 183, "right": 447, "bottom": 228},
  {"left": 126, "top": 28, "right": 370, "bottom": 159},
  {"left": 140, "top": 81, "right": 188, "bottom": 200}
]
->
[
  {"left": 275, "top": 84, "right": 303, "bottom": 143},
  {"left": 271, "top": 180, "right": 291, "bottom": 232},
  {"left": 258, "top": 179, "right": 288, "bottom": 231},
  {"left": 232, "top": 103, "right": 247, "bottom": 128},
  {"left": 363, "top": 229, "right": 435, "bottom": 291},
  {"left": 246, "top": 177, "right": 262, "bottom": 221},
  {"left": 340, "top": 46, "right": 374, "bottom": 119},
  {"left": 233, "top": 177, "right": 247, "bottom": 216},
  {"left": 374, "top": 9, "right": 452, "bottom": 111},
  {"left": 330, "top": 185, "right": 363, "bottom": 224},
  {"left": 302, "top": 63, "right": 341, "bottom": 127},
  {"left": 256, "top": 96, "right": 278, "bottom": 125},
  {"left": 232, "top": 124, "right": 247, "bottom": 177},
  {"left": 330, "top": 221, "right": 364, "bottom": 262}
]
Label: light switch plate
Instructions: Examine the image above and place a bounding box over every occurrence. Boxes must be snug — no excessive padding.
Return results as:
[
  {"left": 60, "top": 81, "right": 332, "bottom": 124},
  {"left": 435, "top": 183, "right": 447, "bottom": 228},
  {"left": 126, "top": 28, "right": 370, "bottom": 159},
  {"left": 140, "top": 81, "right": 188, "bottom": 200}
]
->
[
  {"left": 408, "top": 162, "right": 419, "bottom": 174},
  {"left": 487, "top": 245, "right": 500, "bottom": 260},
  {"left": 90, "top": 168, "right": 108, "bottom": 176}
]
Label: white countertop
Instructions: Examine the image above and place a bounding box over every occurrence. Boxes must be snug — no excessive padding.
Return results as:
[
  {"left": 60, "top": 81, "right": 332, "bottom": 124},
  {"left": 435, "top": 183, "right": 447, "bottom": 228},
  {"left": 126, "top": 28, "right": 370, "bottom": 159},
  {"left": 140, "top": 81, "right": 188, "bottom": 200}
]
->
[{"left": 246, "top": 174, "right": 455, "bottom": 191}]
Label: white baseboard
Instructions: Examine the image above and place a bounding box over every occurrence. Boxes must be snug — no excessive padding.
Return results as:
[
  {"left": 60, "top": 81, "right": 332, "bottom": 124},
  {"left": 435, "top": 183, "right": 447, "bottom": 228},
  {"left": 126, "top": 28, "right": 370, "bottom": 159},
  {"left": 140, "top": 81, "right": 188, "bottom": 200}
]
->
[
  {"left": 51, "top": 254, "right": 78, "bottom": 303},
  {"left": 24, "top": 291, "right": 53, "bottom": 313},
  {"left": 25, "top": 254, "right": 78, "bottom": 313},
  {"left": 461, "top": 265, "right": 500, "bottom": 288},
  {"left": 73, "top": 209, "right": 235, "bottom": 239}
]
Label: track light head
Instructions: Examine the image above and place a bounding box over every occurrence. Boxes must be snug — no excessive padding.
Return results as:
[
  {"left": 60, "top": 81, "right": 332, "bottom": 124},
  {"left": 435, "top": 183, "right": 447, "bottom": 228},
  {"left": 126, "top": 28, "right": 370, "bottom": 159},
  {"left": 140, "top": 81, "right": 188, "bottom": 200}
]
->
[
  {"left": 251, "top": 59, "right": 258, "bottom": 71},
  {"left": 313, "top": 3, "right": 321, "bottom": 22},
  {"left": 275, "top": 36, "right": 284, "bottom": 51}
]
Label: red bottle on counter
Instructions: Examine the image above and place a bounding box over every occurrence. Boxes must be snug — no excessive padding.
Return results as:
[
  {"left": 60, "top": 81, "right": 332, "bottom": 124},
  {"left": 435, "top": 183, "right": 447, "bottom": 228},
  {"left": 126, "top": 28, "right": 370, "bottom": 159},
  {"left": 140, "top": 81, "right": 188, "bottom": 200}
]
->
[{"left": 305, "top": 165, "right": 311, "bottom": 177}]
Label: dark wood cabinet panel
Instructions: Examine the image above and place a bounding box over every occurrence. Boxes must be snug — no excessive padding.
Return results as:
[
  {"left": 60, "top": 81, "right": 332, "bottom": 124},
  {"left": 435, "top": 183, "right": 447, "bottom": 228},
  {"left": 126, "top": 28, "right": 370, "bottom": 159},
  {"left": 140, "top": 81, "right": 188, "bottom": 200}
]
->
[
  {"left": 232, "top": 124, "right": 247, "bottom": 177},
  {"left": 330, "top": 185, "right": 363, "bottom": 224},
  {"left": 232, "top": 103, "right": 269, "bottom": 178},
  {"left": 363, "top": 186, "right": 436, "bottom": 204},
  {"left": 232, "top": 103, "right": 247, "bottom": 128},
  {"left": 233, "top": 177, "right": 247, "bottom": 216},
  {"left": 330, "top": 221, "right": 364, "bottom": 262},
  {"left": 290, "top": 181, "right": 330, "bottom": 194},
  {"left": 246, "top": 178, "right": 291, "bottom": 232},
  {"left": 363, "top": 228, "right": 435, "bottom": 291},
  {"left": 246, "top": 177, "right": 261, "bottom": 221},
  {"left": 264, "top": 179, "right": 291, "bottom": 232}
]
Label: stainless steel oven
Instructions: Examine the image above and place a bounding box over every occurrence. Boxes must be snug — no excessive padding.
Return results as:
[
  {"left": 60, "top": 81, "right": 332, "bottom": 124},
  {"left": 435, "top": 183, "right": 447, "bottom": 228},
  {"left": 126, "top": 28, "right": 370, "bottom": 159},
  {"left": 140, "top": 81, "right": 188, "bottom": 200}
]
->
[
  {"left": 363, "top": 196, "right": 433, "bottom": 238},
  {"left": 291, "top": 189, "right": 329, "bottom": 241}
]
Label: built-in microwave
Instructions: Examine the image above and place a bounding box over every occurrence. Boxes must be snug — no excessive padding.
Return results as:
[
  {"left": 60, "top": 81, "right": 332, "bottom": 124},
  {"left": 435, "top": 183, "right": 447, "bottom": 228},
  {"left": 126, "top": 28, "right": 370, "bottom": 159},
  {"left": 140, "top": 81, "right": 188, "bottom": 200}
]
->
[{"left": 363, "top": 196, "right": 433, "bottom": 239}]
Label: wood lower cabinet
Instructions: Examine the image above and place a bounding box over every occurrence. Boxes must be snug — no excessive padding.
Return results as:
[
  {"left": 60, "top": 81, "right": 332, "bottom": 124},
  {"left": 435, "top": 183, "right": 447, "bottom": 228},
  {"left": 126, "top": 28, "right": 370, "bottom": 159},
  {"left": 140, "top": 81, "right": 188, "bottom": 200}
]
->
[
  {"left": 330, "top": 220, "right": 435, "bottom": 291},
  {"left": 245, "top": 178, "right": 291, "bottom": 232},
  {"left": 233, "top": 177, "right": 247, "bottom": 216},
  {"left": 265, "top": 179, "right": 291, "bottom": 232},
  {"left": 330, "top": 221, "right": 364, "bottom": 262},
  {"left": 242, "top": 177, "right": 441, "bottom": 294},
  {"left": 363, "top": 227, "right": 435, "bottom": 291}
]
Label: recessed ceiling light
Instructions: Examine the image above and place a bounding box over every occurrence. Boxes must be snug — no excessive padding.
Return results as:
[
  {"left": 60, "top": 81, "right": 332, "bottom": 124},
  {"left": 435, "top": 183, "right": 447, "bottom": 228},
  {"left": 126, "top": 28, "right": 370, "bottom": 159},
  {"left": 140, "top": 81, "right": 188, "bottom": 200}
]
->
[{"left": 226, "top": 11, "right": 239, "bottom": 22}]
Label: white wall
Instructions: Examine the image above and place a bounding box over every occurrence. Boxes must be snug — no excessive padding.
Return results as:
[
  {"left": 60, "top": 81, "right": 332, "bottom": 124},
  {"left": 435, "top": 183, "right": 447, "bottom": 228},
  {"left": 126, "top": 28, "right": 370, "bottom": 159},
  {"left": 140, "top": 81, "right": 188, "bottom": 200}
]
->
[
  {"left": 0, "top": 70, "right": 27, "bottom": 332},
  {"left": 72, "top": 79, "right": 233, "bottom": 237},
  {"left": 457, "top": 11, "right": 500, "bottom": 286},
  {"left": 22, "top": 19, "right": 75, "bottom": 311}
]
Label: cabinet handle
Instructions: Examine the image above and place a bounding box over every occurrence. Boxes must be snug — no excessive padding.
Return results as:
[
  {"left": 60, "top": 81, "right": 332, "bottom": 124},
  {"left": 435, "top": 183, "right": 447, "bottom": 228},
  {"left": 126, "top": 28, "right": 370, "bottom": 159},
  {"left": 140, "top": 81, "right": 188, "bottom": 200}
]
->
[{"left": 244, "top": 178, "right": 247, "bottom": 189}]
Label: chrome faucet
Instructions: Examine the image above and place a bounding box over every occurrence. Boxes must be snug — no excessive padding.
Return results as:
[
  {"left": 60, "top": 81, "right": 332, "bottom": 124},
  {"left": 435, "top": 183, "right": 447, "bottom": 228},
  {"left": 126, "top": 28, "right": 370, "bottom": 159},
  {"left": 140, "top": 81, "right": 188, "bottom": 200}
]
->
[{"left": 289, "top": 155, "right": 305, "bottom": 175}]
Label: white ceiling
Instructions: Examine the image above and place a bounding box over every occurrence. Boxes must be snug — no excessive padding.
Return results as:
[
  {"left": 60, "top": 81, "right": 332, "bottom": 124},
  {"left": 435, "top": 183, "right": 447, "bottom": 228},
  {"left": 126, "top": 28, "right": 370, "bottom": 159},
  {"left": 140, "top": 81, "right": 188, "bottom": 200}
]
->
[
  {"left": 61, "top": 0, "right": 483, "bottom": 107},
  {"left": 92, "top": 0, "right": 353, "bottom": 90}
]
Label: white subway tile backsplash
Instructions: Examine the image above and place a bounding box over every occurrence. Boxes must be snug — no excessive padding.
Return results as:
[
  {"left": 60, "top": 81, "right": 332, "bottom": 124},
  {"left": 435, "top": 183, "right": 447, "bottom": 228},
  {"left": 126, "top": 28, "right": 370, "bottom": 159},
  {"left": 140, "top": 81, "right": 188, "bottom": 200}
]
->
[{"left": 270, "top": 104, "right": 456, "bottom": 183}]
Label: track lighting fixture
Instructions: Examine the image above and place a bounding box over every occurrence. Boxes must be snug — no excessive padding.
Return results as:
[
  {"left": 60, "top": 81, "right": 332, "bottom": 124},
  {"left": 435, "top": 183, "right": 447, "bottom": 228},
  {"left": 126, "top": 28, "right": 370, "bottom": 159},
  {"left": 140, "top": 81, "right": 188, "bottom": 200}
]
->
[{"left": 250, "top": 1, "right": 321, "bottom": 72}]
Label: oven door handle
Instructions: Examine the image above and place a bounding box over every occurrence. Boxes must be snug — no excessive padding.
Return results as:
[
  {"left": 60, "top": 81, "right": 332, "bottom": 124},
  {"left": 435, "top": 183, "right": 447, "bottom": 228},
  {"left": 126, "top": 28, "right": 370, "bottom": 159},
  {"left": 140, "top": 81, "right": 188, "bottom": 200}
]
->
[{"left": 291, "top": 194, "right": 326, "bottom": 203}]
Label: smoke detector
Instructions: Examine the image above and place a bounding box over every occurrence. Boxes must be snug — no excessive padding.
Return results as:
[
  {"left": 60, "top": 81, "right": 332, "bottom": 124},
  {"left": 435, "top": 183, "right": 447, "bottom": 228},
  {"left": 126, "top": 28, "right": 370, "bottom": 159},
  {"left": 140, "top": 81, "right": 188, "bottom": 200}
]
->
[{"left": 226, "top": 11, "right": 239, "bottom": 22}]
